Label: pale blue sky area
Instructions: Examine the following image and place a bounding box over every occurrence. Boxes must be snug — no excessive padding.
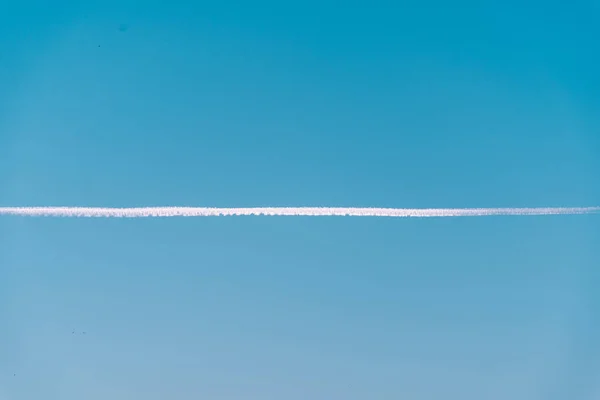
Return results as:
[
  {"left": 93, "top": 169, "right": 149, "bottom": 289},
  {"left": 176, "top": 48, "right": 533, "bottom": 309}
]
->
[{"left": 1, "top": 1, "right": 599, "bottom": 399}]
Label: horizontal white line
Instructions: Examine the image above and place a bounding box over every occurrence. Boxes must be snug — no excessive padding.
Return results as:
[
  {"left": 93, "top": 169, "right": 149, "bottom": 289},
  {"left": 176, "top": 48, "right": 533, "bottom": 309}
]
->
[{"left": 0, "top": 206, "right": 599, "bottom": 218}]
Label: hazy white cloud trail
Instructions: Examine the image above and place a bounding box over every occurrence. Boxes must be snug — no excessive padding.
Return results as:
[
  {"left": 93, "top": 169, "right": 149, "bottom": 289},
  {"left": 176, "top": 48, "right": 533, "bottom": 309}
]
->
[{"left": 0, "top": 206, "right": 599, "bottom": 218}]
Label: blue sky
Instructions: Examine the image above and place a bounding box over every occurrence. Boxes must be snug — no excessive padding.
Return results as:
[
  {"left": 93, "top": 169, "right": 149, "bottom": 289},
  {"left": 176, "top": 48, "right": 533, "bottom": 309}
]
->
[{"left": 1, "top": 1, "right": 599, "bottom": 399}]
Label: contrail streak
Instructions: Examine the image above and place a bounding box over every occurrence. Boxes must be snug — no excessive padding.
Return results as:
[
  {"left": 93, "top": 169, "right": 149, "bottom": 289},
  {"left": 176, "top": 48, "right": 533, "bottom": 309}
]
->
[{"left": 0, "top": 206, "right": 599, "bottom": 218}]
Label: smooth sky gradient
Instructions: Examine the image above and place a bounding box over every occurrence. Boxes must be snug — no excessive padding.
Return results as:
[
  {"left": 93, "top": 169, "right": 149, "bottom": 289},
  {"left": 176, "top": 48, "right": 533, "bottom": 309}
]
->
[{"left": 1, "top": 1, "right": 599, "bottom": 399}]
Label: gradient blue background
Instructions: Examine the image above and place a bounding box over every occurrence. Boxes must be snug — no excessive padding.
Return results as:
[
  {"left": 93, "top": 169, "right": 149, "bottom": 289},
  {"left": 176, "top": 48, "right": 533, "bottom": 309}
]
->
[{"left": 1, "top": 1, "right": 599, "bottom": 399}]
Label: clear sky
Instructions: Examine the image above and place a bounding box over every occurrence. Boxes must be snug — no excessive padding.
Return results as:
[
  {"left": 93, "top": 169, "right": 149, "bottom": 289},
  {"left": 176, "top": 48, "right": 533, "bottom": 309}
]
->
[{"left": 1, "top": 1, "right": 599, "bottom": 399}]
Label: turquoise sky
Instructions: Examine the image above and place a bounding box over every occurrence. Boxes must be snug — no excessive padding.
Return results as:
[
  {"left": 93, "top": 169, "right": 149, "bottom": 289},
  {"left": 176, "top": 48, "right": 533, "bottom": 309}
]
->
[{"left": 1, "top": 1, "right": 599, "bottom": 399}]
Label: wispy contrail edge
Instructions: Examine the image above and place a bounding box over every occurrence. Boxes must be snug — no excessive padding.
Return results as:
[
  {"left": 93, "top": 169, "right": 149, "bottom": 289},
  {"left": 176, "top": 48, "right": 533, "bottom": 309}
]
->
[{"left": 0, "top": 206, "right": 599, "bottom": 218}]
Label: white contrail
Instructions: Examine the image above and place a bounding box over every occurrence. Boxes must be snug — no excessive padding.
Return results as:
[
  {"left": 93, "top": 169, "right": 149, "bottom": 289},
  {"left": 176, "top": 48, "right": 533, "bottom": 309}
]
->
[{"left": 0, "top": 206, "right": 599, "bottom": 218}]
